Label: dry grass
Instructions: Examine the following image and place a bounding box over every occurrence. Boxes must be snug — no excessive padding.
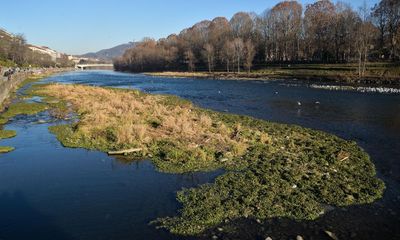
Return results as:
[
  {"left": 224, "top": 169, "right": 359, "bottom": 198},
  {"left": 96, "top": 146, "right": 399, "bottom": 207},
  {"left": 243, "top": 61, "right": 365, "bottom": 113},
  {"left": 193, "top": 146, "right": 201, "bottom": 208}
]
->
[
  {"left": 36, "top": 84, "right": 249, "bottom": 158},
  {"left": 148, "top": 72, "right": 212, "bottom": 78}
]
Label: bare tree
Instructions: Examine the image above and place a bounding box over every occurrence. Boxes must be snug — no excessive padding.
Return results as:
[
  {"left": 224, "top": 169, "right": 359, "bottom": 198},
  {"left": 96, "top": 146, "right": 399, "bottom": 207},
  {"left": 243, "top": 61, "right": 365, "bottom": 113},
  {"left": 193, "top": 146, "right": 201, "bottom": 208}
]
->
[
  {"left": 9, "top": 34, "right": 26, "bottom": 65},
  {"left": 356, "top": 1, "right": 376, "bottom": 77},
  {"left": 185, "top": 49, "right": 196, "bottom": 72},
  {"left": 372, "top": 0, "right": 400, "bottom": 60},
  {"left": 202, "top": 43, "right": 215, "bottom": 72},
  {"left": 222, "top": 40, "right": 235, "bottom": 72},
  {"left": 304, "top": 0, "right": 336, "bottom": 62},
  {"left": 233, "top": 38, "right": 244, "bottom": 73},
  {"left": 244, "top": 40, "right": 256, "bottom": 72},
  {"left": 230, "top": 12, "right": 254, "bottom": 40},
  {"left": 112, "top": 0, "right": 394, "bottom": 73}
]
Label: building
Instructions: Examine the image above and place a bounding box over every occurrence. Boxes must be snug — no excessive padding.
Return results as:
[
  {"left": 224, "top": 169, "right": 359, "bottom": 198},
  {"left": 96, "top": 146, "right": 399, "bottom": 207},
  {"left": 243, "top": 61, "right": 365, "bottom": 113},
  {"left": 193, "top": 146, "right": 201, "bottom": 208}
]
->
[{"left": 28, "top": 45, "right": 62, "bottom": 62}]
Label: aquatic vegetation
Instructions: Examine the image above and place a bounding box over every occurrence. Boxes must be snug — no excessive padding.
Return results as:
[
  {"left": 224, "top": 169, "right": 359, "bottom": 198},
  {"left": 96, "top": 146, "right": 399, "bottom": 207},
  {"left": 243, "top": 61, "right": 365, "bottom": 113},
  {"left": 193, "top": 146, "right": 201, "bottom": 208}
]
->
[
  {"left": 0, "top": 130, "right": 17, "bottom": 139},
  {"left": 1, "top": 102, "right": 47, "bottom": 119},
  {"left": 0, "top": 146, "right": 14, "bottom": 153},
  {"left": 0, "top": 74, "right": 50, "bottom": 152},
  {"left": 33, "top": 83, "right": 385, "bottom": 236}
]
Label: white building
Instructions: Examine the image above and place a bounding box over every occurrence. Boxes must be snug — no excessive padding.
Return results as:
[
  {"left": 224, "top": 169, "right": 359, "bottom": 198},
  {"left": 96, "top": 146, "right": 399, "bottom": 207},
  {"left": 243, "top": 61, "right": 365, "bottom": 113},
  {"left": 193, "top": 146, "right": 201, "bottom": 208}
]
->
[{"left": 28, "top": 45, "right": 62, "bottom": 61}]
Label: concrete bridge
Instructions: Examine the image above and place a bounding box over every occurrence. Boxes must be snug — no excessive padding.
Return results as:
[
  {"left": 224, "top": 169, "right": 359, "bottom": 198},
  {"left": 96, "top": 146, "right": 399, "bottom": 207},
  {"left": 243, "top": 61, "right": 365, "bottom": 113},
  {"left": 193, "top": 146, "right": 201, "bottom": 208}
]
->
[{"left": 75, "top": 63, "right": 114, "bottom": 70}]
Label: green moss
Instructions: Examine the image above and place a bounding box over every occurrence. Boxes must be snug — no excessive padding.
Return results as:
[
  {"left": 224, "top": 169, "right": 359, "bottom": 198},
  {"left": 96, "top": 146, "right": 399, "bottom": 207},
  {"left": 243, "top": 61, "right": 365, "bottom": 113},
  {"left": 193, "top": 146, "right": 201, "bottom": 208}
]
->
[
  {"left": 0, "top": 146, "right": 14, "bottom": 153},
  {"left": 0, "top": 130, "right": 17, "bottom": 139},
  {"left": 1, "top": 102, "right": 47, "bottom": 119},
  {"left": 48, "top": 124, "right": 114, "bottom": 152},
  {"left": 152, "top": 114, "right": 385, "bottom": 235},
  {"left": 36, "top": 84, "right": 385, "bottom": 236},
  {"left": 18, "top": 76, "right": 44, "bottom": 88},
  {"left": 0, "top": 118, "right": 8, "bottom": 125}
]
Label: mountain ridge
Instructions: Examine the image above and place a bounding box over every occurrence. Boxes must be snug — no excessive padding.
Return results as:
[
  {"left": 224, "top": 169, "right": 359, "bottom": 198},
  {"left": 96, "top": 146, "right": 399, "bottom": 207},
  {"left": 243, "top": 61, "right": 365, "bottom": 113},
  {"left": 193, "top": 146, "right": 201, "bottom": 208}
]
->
[{"left": 80, "top": 42, "right": 135, "bottom": 61}]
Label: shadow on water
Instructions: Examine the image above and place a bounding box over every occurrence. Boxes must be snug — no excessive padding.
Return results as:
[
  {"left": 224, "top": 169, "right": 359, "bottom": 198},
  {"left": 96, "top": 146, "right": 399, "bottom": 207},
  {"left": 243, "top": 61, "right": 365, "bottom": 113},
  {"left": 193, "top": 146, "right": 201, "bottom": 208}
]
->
[
  {"left": 200, "top": 203, "right": 399, "bottom": 240},
  {"left": 0, "top": 191, "right": 72, "bottom": 240}
]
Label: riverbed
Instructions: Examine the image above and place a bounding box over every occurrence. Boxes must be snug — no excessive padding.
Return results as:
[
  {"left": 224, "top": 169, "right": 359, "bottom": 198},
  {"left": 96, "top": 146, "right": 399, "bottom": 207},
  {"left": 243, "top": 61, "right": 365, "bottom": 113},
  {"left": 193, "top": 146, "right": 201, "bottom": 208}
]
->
[{"left": 0, "top": 70, "right": 399, "bottom": 239}]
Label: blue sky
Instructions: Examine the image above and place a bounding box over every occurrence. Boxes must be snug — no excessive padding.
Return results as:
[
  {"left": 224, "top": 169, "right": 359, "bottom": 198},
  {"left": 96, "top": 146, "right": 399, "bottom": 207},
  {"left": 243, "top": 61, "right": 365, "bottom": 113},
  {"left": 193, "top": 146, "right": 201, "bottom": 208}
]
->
[{"left": 0, "top": 0, "right": 379, "bottom": 55}]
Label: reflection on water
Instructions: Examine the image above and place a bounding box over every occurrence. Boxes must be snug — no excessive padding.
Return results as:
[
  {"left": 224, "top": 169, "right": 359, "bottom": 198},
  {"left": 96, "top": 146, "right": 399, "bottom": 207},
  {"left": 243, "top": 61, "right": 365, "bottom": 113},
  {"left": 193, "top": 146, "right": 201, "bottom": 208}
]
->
[
  {"left": 0, "top": 116, "right": 222, "bottom": 240},
  {"left": 0, "top": 70, "right": 399, "bottom": 239}
]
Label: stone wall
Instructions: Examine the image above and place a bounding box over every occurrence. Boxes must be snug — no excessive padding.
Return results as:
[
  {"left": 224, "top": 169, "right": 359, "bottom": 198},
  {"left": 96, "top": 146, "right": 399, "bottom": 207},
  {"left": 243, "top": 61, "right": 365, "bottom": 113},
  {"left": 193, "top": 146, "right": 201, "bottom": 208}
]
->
[
  {"left": 0, "top": 68, "right": 68, "bottom": 107},
  {"left": 0, "top": 71, "right": 31, "bottom": 106}
]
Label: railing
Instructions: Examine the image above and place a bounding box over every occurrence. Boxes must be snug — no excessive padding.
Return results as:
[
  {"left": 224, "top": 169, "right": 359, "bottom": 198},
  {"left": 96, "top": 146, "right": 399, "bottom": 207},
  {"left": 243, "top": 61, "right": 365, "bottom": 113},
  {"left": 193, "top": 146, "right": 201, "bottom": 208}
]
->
[{"left": 75, "top": 64, "right": 114, "bottom": 70}]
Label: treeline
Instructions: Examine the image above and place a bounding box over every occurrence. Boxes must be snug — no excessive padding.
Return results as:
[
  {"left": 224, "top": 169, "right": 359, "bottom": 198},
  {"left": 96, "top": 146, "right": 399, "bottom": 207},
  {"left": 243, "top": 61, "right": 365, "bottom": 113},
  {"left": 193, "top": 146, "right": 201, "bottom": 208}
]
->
[
  {"left": 114, "top": 0, "right": 400, "bottom": 76},
  {"left": 0, "top": 30, "right": 73, "bottom": 68}
]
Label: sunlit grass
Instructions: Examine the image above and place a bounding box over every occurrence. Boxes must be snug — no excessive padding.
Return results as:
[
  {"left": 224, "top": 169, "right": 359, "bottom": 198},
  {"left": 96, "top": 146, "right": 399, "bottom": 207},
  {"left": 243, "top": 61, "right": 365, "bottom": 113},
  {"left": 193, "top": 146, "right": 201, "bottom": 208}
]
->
[
  {"left": 0, "top": 130, "right": 16, "bottom": 139},
  {"left": 0, "top": 146, "right": 14, "bottom": 153}
]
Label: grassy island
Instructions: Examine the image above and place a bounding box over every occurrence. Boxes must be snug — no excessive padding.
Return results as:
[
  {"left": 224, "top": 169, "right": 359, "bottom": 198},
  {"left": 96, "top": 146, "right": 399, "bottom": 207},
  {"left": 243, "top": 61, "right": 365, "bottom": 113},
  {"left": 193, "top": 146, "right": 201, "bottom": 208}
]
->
[{"left": 31, "top": 83, "right": 385, "bottom": 235}]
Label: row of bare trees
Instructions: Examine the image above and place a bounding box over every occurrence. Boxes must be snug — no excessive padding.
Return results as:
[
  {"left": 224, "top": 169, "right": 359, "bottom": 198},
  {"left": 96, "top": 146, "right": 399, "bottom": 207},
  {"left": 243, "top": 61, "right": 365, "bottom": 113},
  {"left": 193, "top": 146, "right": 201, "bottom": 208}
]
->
[{"left": 114, "top": 0, "right": 400, "bottom": 74}]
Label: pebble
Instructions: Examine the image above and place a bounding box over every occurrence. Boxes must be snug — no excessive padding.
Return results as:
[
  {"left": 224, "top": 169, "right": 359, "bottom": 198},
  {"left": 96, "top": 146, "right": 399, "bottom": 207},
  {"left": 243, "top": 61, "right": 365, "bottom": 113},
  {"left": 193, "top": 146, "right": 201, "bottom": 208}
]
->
[
  {"left": 310, "top": 84, "right": 400, "bottom": 94},
  {"left": 265, "top": 237, "right": 273, "bottom": 240},
  {"left": 217, "top": 227, "right": 223, "bottom": 232},
  {"left": 324, "top": 230, "right": 338, "bottom": 240},
  {"left": 296, "top": 235, "right": 304, "bottom": 240}
]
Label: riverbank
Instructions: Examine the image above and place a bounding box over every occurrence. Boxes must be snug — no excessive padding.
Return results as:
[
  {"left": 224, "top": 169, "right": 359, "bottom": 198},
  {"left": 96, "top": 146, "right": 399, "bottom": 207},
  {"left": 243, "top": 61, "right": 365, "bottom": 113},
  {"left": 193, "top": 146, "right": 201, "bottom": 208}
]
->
[
  {"left": 0, "top": 68, "right": 69, "bottom": 109},
  {"left": 0, "top": 68, "right": 70, "bottom": 152},
  {"left": 146, "top": 63, "right": 400, "bottom": 86},
  {"left": 28, "top": 83, "right": 385, "bottom": 236}
]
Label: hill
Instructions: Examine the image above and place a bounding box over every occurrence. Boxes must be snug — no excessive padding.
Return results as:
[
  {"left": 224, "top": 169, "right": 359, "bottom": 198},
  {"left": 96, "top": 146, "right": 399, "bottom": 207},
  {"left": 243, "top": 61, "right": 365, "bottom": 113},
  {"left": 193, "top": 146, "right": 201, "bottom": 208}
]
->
[{"left": 80, "top": 42, "right": 135, "bottom": 61}]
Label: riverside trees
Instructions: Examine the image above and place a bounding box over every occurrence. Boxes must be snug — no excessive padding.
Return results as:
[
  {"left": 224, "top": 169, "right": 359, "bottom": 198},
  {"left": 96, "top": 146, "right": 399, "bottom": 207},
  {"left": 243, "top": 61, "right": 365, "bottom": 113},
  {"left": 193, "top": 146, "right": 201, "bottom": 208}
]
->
[{"left": 114, "top": 0, "right": 400, "bottom": 73}]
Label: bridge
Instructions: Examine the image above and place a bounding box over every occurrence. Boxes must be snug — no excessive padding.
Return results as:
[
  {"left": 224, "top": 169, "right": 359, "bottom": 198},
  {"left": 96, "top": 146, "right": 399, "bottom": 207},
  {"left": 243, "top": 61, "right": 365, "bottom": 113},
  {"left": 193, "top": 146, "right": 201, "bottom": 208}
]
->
[{"left": 75, "top": 63, "right": 114, "bottom": 70}]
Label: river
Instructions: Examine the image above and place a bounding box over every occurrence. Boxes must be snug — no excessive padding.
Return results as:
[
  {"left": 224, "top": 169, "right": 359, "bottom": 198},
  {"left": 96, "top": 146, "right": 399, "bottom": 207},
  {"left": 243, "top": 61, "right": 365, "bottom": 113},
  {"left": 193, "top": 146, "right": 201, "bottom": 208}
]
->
[{"left": 0, "top": 70, "right": 399, "bottom": 240}]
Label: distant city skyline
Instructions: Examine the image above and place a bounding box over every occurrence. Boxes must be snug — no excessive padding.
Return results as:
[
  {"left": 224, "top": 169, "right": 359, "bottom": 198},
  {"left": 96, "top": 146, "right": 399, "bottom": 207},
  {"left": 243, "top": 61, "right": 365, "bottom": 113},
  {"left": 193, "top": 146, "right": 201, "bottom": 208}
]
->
[{"left": 0, "top": 0, "right": 380, "bottom": 55}]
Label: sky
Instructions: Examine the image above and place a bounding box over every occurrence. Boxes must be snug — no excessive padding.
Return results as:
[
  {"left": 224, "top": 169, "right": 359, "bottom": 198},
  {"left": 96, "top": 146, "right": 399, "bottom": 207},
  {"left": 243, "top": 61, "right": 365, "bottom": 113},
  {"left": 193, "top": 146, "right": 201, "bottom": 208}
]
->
[{"left": 0, "top": 0, "right": 380, "bottom": 55}]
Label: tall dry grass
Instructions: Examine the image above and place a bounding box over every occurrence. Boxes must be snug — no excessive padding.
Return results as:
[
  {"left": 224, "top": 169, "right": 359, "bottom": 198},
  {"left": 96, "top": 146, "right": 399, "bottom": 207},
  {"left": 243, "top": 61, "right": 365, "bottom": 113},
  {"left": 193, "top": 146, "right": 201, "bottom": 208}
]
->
[{"left": 38, "top": 84, "right": 252, "bottom": 155}]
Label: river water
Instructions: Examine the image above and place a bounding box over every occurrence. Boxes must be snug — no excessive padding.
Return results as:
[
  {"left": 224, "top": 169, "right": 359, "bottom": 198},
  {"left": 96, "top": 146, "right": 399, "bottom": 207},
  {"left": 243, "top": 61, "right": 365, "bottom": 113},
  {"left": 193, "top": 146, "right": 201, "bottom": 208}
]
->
[{"left": 0, "top": 70, "right": 399, "bottom": 240}]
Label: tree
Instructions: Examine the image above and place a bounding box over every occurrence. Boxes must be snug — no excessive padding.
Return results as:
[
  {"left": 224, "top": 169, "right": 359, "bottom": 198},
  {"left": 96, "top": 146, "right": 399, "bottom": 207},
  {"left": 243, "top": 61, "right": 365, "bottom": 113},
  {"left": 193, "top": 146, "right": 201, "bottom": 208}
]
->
[
  {"left": 244, "top": 40, "right": 256, "bottom": 72},
  {"left": 333, "top": 2, "right": 359, "bottom": 62},
  {"left": 230, "top": 12, "right": 254, "bottom": 40},
  {"left": 222, "top": 40, "right": 235, "bottom": 72},
  {"left": 269, "top": 1, "right": 303, "bottom": 61},
  {"left": 185, "top": 49, "right": 196, "bottom": 72},
  {"left": 304, "top": 0, "right": 336, "bottom": 62},
  {"left": 113, "top": 0, "right": 393, "bottom": 73},
  {"left": 208, "top": 17, "right": 232, "bottom": 66},
  {"left": 372, "top": 0, "right": 400, "bottom": 60},
  {"left": 356, "top": 1, "right": 376, "bottom": 77},
  {"left": 233, "top": 38, "right": 244, "bottom": 73},
  {"left": 9, "top": 34, "right": 26, "bottom": 65},
  {"left": 202, "top": 43, "right": 215, "bottom": 72}
]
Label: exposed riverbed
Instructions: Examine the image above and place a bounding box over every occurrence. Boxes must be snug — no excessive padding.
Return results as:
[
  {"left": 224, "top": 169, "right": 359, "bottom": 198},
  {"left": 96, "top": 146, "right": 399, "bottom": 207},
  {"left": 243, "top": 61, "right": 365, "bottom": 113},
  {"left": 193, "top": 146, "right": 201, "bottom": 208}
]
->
[{"left": 0, "top": 70, "right": 399, "bottom": 239}]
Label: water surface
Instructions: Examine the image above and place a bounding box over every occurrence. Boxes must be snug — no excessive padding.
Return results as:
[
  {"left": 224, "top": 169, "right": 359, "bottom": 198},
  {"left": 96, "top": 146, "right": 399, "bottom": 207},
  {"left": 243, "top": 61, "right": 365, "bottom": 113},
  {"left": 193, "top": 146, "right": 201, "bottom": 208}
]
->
[{"left": 1, "top": 70, "right": 399, "bottom": 239}]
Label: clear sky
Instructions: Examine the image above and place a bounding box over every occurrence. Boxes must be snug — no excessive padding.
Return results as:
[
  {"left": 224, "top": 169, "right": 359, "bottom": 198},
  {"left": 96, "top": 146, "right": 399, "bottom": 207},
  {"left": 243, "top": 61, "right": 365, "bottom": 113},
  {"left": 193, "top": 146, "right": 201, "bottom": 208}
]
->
[{"left": 0, "top": 0, "right": 379, "bottom": 55}]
